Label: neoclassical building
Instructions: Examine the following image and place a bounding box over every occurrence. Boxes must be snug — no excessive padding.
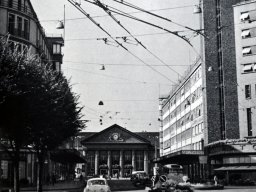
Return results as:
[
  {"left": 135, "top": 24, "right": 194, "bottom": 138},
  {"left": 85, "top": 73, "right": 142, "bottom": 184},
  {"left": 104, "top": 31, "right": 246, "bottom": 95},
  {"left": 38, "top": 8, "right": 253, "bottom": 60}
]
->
[{"left": 78, "top": 124, "right": 159, "bottom": 178}]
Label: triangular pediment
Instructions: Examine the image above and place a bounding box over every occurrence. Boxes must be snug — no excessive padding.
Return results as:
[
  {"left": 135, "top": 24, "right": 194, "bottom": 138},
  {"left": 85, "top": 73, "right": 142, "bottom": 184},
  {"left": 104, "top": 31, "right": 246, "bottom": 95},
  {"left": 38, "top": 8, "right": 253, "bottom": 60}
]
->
[{"left": 82, "top": 124, "right": 150, "bottom": 144}]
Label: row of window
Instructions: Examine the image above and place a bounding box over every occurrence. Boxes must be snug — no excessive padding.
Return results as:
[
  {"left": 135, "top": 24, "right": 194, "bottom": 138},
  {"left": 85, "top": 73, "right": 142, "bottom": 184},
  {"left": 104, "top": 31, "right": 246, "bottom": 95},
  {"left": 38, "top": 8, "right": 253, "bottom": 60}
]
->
[
  {"left": 163, "top": 104, "right": 203, "bottom": 137},
  {"left": 163, "top": 86, "right": 203, "bottom": 126},
  {"left": 8, "top": 13, "right": 29, "bottom": 40},
  {"left": 0, "top": 0, "right": 33, "bottom": 17},
  {"left": 240, "top": 10, "right": 256, "bottom": 22},
  {"left": 163, "top": 139, "right": 204, "bottom": 152},
  {"left": 162, "top": 67, "right": 202, "bottom": 114},
  {"left": 163, "top": 122, "right": 204, "bottom": 150},
  {"left": 223, "top": 156, "right": 256, "bottom": 164}
]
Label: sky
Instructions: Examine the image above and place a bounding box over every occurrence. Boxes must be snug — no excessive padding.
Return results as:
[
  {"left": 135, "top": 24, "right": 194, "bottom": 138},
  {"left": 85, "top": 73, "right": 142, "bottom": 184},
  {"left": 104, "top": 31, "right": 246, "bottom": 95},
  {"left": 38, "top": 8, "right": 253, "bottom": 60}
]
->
[{"left": 30, "top": 0, "right": 201, "bottom": 132}]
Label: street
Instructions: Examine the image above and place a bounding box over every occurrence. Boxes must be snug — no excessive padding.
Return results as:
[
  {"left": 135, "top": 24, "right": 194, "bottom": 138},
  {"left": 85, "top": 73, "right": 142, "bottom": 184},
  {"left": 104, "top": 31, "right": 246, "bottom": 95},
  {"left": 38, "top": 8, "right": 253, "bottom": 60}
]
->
[{"left": 115, "top": 188, "right": 256, "bottom": 192}]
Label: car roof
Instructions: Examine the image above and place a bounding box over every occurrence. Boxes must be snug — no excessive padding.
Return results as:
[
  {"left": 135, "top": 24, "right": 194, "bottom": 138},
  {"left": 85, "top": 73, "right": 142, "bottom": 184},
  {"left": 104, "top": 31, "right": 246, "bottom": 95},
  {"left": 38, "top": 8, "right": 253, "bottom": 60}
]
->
[{"left": 88, "top": 178, "right": 106, "bottom": 181}]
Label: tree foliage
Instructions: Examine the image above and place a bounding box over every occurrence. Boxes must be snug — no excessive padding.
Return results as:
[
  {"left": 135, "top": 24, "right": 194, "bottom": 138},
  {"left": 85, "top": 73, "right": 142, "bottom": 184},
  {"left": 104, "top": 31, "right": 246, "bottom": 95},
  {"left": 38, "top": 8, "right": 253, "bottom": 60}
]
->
[{"left": 0, "top": 36, "right": 85, "bottom": 192}]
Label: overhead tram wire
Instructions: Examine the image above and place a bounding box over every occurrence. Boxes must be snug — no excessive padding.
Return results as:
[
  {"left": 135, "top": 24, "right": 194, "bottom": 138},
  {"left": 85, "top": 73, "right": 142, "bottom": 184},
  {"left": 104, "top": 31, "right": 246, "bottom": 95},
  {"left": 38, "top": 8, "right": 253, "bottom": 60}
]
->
[
  {"left": 67, "top": 0, "right": 177, "bottom": 84},
  {"left": 88, "top": 1, "right": 193, "bottom": 47},
  {"left": 88, "top": 0, "right": 182, "bottom": 78},
  {"left": 39, "top": 4, "right": 195, "bottom": 22},
  {"left": 111, "top": 0, "right": 206, "bottom": 38}
]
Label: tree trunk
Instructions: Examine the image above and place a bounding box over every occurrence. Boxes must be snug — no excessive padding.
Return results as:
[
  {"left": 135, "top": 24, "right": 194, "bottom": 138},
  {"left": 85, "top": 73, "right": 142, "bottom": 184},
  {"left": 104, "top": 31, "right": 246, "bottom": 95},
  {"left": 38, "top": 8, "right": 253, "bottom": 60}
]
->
[
  {"left": 36, "top": 153, "right": 44, "bottom": 192},
  {"left": 13, "top": 148, "right": 20, "bottom": 192}
]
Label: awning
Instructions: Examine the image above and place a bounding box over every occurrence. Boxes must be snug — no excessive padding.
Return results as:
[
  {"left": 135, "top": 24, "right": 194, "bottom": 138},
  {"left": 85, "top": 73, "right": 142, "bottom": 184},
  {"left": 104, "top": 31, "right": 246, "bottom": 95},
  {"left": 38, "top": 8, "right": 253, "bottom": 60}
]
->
[
  {"left": 215, "top": 166, "right": 256, "bottom": 171},
  {"left": 242, "top": 47, "right": 251, "bottom": 55},
  {"left": 243, "top": 64, "right": 253, "bottom": 72},
  {"left": 51, "top": 149, "right": 86, "bottom": 164},
  {"left": 240, "top": 13, "right": 250, "bottom": 21},
  {"left": 241, "top": 30, "right": 250, "bottom": 38}
]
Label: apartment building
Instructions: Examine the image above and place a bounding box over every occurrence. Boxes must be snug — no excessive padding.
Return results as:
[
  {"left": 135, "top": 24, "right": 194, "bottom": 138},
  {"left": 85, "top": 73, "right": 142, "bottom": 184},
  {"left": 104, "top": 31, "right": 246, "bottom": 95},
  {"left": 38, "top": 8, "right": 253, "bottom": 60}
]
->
[{"left": 0, "top": 0, "right": 64, "bottom": 185}]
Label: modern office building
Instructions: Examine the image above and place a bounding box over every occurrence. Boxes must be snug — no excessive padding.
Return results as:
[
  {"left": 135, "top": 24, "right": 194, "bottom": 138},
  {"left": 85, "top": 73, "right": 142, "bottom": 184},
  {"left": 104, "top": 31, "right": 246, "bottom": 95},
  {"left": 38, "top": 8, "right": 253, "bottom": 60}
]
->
[
  {"left": 157, "top": 0, "right": 256, "bottom": 184},
  {"left": 0, "top": 0, "right": 64, "bottom": 185}
]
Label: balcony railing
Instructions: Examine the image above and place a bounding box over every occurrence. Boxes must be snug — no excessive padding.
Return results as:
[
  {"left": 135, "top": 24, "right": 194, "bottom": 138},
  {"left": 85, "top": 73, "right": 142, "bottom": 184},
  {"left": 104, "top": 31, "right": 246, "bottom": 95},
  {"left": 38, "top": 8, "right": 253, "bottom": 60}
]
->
[{"left": 0, "top": 0, "right": 35, "bottom": 18}]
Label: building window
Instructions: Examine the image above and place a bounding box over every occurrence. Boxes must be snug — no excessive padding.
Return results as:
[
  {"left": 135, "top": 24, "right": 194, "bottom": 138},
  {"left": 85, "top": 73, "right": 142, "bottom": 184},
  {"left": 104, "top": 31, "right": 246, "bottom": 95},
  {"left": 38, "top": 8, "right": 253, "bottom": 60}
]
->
[
  {"left": 241, "top": 29, "right": 251, "bottom": 38},
  {"left": 24, "top": 19, "right": 29, "bottom": 40},
  {"left": 99, "top": 151, "right": 107, "bottom": 165},
  {"left": 17, "top": 16, "right": 22, "bottom": 37},
  {"left": 247, "top": 108, "right": 252, "bottom": 136},
  {"left": 53, "top": 44, "right": 61, "bottom": 54},
  {"left": 8, "top": 0, "right": 13, "bottom": 8},
  {"left": 245, "top": 84, "right": 251, "bottom": 99},
  {"left": 18, "top": 0, "right": 22, "bottom": 10},
  {"left": 243, "top": 64, "right": 253, "bottom": 73},
  {"left": 242, "top": 46, "right": 256, "bottom": 56},
  {"left": 240, "top": 12, "right": 250, "bottom": 21},
  {"left": 135, "top": 151, "right": 144, "bottom": 171},
  {"left": 8, "top": 14, "right": 15, "bottom": 35}
]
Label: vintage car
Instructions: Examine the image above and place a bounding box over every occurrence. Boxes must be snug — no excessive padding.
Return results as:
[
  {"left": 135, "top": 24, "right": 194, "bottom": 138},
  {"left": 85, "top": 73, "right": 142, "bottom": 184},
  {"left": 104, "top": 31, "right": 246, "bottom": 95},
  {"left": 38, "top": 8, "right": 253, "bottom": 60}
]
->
[
  {"left": 84, "top": 178, "right": 111, "bottom": 192},
  {"left": 130, "top": 171, "right": 151, "bottom": 187}
]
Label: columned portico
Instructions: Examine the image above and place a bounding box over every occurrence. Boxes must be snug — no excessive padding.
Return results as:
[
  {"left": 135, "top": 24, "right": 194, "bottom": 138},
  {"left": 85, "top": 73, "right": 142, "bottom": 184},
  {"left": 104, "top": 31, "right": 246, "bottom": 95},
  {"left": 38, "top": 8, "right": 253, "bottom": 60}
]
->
[{"left": 81, "top": 124, "right": 158, "bottom": 177}]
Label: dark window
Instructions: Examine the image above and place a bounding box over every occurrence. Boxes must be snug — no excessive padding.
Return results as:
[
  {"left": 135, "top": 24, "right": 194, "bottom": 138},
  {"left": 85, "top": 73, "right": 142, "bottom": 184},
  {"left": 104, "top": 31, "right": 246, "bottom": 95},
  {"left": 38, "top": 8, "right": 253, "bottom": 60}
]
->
[
  {"left": 8, "top": 14, "right": 15, "bottom": 35},
  {"left": 24, "top": 19, "right": 29, "bottom": 40},
  {"left": 247, "top": 108, "right": 252, "bottom": 136},
  {"left": 99, "top": 151, "right": 107, "bottom": 165},
  {"left": 17, "top": 16, "right": 22, "bottom": 37},
  {"left": 111, "top": 151, "right": 119, "bottom": 165},
  {"left": 135, "top": 151, "right": 143, "bottom": 171},
  {"left": 245, "top": 85, "right": 251, "bottom": 99},
  {"left": 18, "top": 0, "right": 21, "bottom": 10},
  {"left": 124, "top": 151, "right": 132, "bottom": 164},
  {"left": 8, "top": 0, "right": 13, "bottom": 8}
]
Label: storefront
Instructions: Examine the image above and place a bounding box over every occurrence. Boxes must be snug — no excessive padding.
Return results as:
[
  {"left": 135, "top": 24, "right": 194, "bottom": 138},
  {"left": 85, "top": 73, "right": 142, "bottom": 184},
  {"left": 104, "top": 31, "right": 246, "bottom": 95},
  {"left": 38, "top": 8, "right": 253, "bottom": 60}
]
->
[{"left": 206, "top": 138, "right": 256, "bottom": 185}]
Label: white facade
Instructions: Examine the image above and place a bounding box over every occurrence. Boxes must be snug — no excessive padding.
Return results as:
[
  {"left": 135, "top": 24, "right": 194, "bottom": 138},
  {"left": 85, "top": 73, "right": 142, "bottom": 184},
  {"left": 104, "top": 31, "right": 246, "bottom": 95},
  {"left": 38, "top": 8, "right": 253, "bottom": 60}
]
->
[
  {"left": 234, "top": 1, "right": 256, "bottom": 138},
  {"left": 159, "top": 65, "right": 204, "bottom": 157}
]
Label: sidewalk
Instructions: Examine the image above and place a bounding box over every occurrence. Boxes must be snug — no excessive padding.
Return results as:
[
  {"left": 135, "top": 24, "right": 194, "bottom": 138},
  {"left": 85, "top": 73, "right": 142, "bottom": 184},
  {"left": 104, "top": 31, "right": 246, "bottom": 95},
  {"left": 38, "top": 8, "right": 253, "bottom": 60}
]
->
[{"left": 19, "top": 181, "right": 85, "bottom": 192}]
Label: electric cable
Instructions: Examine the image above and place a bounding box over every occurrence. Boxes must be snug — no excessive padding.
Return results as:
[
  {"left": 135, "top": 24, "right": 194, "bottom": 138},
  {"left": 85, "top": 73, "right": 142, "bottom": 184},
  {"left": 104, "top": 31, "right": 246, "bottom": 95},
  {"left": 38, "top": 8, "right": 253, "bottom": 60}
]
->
[
  {"left": 83, "top": 0, "right": 192, "bottom": 47},
  {"left": 110, "top": 0, "right": 206, "bottom": 38},
  {"left": 90, "top": 0, "right": 182, "bottom": 77},
  {"left": 67, "top": 0, "right": 177, "bottom": 84}
]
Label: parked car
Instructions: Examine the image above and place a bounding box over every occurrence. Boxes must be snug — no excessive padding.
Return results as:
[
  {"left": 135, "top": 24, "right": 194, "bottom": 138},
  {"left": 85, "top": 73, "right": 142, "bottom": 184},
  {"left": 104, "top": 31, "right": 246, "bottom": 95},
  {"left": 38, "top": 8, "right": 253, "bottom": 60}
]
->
[
  {"left": 84, "top": 178, "right": 111, "bottom": 192},
  {"left": 130, "top": 171, "right": 151, "bottom": 187}
]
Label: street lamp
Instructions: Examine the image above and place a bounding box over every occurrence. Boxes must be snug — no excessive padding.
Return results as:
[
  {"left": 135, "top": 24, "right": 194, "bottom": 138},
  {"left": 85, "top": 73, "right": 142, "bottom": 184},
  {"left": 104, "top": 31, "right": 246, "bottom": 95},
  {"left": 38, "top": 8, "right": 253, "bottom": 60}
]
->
[{"left": 98, "top": 101, "right": 104, "bottom": 106}]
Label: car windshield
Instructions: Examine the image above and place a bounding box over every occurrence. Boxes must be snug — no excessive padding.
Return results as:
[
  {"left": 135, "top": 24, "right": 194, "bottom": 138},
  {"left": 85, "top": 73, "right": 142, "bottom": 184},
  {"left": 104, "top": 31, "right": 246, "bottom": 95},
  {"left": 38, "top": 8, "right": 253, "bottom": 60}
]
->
[{"left": 88, "top": 180, "right": 106, "bottom": 185}]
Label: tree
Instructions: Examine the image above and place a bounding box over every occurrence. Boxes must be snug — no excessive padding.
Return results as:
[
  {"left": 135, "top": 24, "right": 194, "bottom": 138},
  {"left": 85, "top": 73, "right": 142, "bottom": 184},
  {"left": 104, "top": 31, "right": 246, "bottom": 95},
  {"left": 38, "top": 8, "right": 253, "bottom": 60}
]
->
[
  {"left": 27, "top": 68, "right": 84, "bottom": 192},
  {"left": 0, "top": 36, "right": 85, "bottom": 192},
  {"left": 0, "top": 37, "right": 35, "bottom": 192}
]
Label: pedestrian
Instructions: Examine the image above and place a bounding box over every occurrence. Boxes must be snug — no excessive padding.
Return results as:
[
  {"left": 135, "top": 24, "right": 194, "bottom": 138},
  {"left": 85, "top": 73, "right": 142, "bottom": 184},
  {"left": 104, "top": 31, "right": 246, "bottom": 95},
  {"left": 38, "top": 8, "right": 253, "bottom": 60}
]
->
[{"left": 214, "top": 175, "right": 218, "bottom": 186}]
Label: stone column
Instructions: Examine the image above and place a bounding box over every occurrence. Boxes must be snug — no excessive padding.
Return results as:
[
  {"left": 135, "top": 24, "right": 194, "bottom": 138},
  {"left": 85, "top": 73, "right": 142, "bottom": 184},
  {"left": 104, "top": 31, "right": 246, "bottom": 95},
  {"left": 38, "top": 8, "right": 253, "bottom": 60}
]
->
[
  {"left": 144, "top": 151, "right": 148, "bottom": 174},
  {"left": 107, "top": 151, "right": 111, "bottom": 177},
  {"left": 120, "top": 150, "right": 123, "bottom": 177},
  {"left": 132, "top": 150, "right": 136, "bottom": 171},
  {"left": 95, "top": 151, "right": 99, "bottom": 175}
]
